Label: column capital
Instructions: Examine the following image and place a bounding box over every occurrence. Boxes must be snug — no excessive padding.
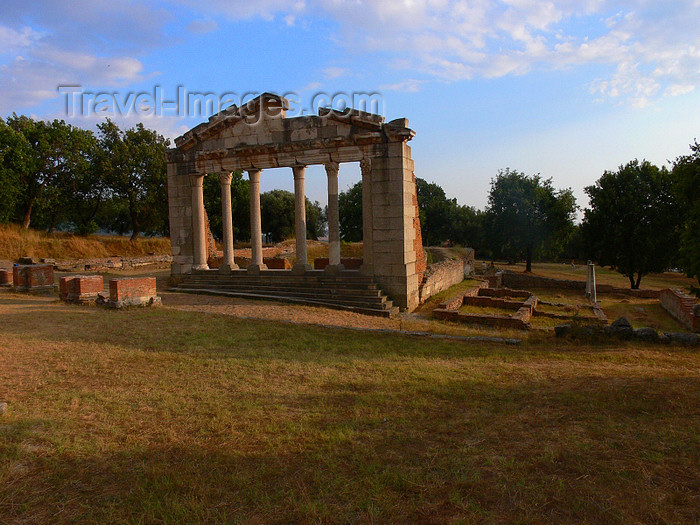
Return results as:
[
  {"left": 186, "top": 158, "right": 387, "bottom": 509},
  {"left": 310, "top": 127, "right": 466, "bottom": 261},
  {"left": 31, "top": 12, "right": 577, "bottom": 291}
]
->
[
  {"left": 359, "top": 158, "right": 372, "bottom": 176},
  {"left": 247, "top": 169, "right": 261, "bottom": 183},
  {"left": 219, "top": 172, "right": 233, "bottom": 186},
  {"left": 325, "top": 162, "right": 339, "bottom": 177},
  {"left": 189, "top": 173, "right": 205, "bottom": 188},
  {"left": 292, "top": 165, "right": 306, "bottom": 180}
]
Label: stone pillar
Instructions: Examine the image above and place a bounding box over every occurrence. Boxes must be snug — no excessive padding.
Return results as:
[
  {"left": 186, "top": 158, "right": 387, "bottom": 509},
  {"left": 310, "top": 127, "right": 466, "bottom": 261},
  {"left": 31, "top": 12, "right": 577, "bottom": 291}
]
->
[
  {"left": 248, "top": 169, "right": 267, "bottom": 274},
  {"left": 325, "top": 162, "right": 343, "bottom": 274},
  {"left": 360, "top": 158, "right": 373, "bottom": 276},
  {"left": 292, "top": 166, "right": 311, "bottom": 274},
  {"left": 189, "top": 173, "right": 209, "bottom": 271},
  {"left": 219, "top": 172, "right": 239, "bottom": 273}
]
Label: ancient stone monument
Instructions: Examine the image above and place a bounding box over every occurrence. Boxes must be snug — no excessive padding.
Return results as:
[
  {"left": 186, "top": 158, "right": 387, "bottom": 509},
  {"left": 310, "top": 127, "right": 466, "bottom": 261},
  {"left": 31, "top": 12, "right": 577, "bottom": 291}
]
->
[{"left": 166, "top": 93, "right": 426, "bottom": 311}]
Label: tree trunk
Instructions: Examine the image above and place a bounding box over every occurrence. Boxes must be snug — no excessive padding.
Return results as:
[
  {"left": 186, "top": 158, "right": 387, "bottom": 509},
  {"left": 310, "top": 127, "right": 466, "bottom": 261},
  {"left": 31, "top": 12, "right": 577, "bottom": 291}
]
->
[
  {"left": 525, "top": 245, "right": 533, "bottom": 273},
  {"left": 634, "top": 273, "right": 642, "bottom": 289},
  {"left": 21, "top": 201, "right": 33, "bottom": 229},
  {"left": 628, "top": 274, "right": 636, "bottom": 289},
  {"left": 130, "top": 225, "right": 140, "bottom": 241}
]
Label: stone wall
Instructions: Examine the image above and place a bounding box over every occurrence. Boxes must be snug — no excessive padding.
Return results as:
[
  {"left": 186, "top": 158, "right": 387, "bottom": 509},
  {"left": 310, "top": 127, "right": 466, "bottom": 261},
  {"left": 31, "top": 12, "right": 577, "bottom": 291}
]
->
[
  {"left": 660, "top": 288, "right": 700, "bottom": 332},
  {"left": 419, "top": 258, "right": 466, "bottom": 303}
]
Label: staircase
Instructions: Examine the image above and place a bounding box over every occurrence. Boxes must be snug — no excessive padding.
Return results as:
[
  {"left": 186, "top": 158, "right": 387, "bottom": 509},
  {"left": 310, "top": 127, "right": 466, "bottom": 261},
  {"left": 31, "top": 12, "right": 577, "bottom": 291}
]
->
[{"left": 169, "top": 270, "right": 399, "bottom": 317}]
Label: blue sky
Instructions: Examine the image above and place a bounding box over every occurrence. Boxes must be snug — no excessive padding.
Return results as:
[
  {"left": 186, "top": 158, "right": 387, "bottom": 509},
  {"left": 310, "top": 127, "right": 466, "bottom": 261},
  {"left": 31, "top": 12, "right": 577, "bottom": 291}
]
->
[{"left": 1, "top": 0, "right": 699, "bottom": 211}]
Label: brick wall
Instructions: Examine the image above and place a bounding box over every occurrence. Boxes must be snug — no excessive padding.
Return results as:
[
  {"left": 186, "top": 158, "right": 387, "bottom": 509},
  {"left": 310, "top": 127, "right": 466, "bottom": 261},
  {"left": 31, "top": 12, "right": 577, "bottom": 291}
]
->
[
  {"left": 412, "top": 175, "right": 427, "bottom": 284},
  {"left": 59, "top": 275, "right": 104, "bottom": 303},
  {"left": 12, "top": 265, "right": 55, "bottom": 291},
  {"left": 264, "top": 257, "right": 292, "bottom": 270},
  {"left": 109, "top": 277, "right": 159, "bottom": 308},
  {"left": 418, "top": 258, "right": 465, "bottom": 303},
  {"left": 660, "top": 288, "right": 700, "bottom": 332},
  {"left": 0, "top": 269, "right": 12, "bottom": 286}
]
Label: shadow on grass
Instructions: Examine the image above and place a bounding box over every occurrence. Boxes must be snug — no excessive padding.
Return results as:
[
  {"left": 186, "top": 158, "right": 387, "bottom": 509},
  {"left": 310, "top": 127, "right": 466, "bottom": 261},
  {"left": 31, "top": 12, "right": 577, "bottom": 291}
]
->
[{"left": 2, "top": 373, "right": 699, "bottom": 525}]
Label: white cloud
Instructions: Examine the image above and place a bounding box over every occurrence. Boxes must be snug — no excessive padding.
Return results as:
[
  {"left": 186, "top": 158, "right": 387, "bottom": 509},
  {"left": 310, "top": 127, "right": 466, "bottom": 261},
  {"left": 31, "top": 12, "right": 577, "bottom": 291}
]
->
[
  {"left": 380, "top": 79, "right": 425, "bottom": 92},
  {"left": 323, "top": 66, "right": 349, "bottom": 79},
  {"left": 180, "top": 0, "right": 700, "bottom": 106}
]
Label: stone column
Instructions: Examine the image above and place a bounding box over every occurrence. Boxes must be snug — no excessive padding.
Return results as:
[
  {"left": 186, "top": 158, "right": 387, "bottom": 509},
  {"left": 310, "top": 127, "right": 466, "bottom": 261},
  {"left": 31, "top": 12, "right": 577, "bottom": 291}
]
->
[
  {"left": 325, "top": 162, "right": 343, "bottom": 274},
  {"left": 219, "top": 172, "right": 239, "bottom": 273},
  {"left": 247, "top": 169, "right": 267, "bottom": 274},
  {"left": 189, "top": 173, "right": 209, "bottom": 271},
  {"left": 360, "top": 158, "right": 373, "bottom": 275},
  {"left": 292, "top": 166, "right": 311, "bottom": 274}
]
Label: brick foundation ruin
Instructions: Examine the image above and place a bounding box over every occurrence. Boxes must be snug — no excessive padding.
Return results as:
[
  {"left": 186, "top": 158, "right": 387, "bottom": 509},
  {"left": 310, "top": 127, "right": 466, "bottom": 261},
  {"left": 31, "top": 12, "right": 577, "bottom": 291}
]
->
[
  {"left": 108, "top": 277, "right": 161, "bottom": 308},
  {"left": 12, "top": 264, "right": 55, "bottom": 292},
  {"left": 660, "top": 288, "right": 700, "bottom": 332}
]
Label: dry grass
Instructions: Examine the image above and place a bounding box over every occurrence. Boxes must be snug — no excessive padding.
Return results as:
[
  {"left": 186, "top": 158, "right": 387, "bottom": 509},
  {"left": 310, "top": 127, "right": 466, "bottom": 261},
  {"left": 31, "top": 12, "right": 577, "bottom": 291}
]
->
[
  {"left": 479, "top": 260, "right": 696, "bottom": 291},
  {"left": 0, "top": 224, "right": 171, "bottom": 261},
  {"left": 1, "top": 292, "right": 699, "bottom": 524}
]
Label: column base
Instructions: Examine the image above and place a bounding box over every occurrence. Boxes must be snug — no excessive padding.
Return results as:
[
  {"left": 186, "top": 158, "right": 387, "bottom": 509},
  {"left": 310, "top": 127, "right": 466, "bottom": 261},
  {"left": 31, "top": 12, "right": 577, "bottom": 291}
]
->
[
  {"left": 192, "top": 264, "right": 209, "bottom": 271},
  {"left": 246, "top": 264, "right": 268, "bottom": 275},
  {"left": 324, "top": 264, "right": 345, "bottom": 276},
  {"left": 291, "top": 263, "right": 312, "bottom": 275},
  {"left": 218, "top": 263, "right": 239, "bottom": 274}
]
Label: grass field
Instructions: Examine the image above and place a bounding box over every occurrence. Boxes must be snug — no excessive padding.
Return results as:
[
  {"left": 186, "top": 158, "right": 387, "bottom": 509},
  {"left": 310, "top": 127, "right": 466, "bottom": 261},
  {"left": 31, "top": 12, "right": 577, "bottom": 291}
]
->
[
  {"left": 480, "top": 260, "right": 697, "bottom": 291},
  {"left": 1, "top": 293, "right": 699, "bottom": 524},
  {"left": 0, "top": 224, "right": 171, "bottom": 261}
]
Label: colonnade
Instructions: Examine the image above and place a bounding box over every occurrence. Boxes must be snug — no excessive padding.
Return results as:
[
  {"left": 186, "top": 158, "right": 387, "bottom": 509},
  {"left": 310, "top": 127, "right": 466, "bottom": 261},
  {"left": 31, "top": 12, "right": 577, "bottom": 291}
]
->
[{"left": 188, "top": 163, "right": 348, "bottom": 274}]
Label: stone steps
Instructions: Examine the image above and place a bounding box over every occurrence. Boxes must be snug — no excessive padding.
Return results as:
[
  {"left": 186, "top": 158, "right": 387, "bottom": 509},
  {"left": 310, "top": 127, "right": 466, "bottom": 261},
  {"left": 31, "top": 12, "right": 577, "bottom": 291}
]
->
[
  {"left": 176, "top": 283, "right": 387, "bottom": 304},
  {"left": 169, "top": 272, "right": 399, "bottom": 317}
]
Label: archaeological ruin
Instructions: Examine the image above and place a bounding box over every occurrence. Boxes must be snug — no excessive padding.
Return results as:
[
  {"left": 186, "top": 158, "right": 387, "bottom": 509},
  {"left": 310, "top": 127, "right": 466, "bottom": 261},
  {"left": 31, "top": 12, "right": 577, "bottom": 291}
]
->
[{"left": 165, "top": 93, "right": 427, "bottom": 312}]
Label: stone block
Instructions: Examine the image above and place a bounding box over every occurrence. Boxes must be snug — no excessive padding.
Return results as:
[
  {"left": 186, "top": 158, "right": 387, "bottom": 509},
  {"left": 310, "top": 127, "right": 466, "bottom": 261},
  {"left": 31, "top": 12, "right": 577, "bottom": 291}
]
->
[
  {"left": 13, "top": 265, "right": 55, "bottom": 292},
  {"left": 59, "top": 275, "right": 104, "bottom": 303},
  {"left": 108, "top": 277, "right": 160, "bottom": 308}
]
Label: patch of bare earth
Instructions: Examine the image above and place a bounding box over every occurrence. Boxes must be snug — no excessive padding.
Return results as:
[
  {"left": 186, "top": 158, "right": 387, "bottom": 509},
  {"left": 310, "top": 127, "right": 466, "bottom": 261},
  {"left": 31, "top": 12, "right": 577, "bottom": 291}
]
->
[{"left": 161, "top": 291, "right": 401, "bottom": 331}]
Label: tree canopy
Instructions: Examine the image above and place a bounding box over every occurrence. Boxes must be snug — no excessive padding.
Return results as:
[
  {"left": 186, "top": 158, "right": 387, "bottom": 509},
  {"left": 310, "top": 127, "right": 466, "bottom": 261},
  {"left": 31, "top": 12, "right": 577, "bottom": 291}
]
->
[
  {"left": 582, "top": 159, "right": 680, "bottom": 289},
  {"left": 671, "top": 141, "right": 700, "bottom": 292},
  {"left": 485, "top": 169, "right": 576, "bottom": 272}
]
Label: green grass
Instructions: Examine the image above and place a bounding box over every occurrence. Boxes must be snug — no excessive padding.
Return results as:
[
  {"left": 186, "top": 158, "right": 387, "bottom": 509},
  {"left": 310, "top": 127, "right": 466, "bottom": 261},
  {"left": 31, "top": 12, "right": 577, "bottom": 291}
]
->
[{"left": 1, "top": 293, "right": 699, "bottom": 524}]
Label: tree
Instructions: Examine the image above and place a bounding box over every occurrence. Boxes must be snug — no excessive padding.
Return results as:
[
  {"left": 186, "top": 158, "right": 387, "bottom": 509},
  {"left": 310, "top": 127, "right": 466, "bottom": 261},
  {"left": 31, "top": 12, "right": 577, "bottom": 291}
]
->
[
  {"left": 97, "top": 119, "right": 170, "bottom": 239},
  {"left": 0, "top": 118, "right": 24, "bottom": 223},
  {"left": 260, "top": 189, "right": 324, "bottom": 243},
  {"left": 339, "top": 181, "right": 363, "bottom": 242},
  {"left": 485, "top": 169, "right": 576, "bottom": 272},
  {"left": 5, "top": 115, "right": 78, "bottom": 229},
  {"left": 672, "top": 141, "right": 700, "bottom": 293},
  {"left": 416, "top": 178, "right": 482, "bottom": 248},
  {"left": 582, "top": 160, "right": 680, "bottom": 289}
]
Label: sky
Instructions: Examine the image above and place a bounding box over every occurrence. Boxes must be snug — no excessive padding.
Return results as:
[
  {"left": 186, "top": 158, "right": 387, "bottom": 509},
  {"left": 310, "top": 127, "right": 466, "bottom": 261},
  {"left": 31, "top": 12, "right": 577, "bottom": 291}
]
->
[{"left": 1, "top": 0, "right": 699, "bottom": 211}]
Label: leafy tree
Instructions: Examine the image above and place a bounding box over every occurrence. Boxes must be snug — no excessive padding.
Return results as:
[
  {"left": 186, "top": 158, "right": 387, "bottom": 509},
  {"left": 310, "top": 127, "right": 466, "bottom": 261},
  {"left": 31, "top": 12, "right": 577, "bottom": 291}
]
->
[
  {"left": 339, "top": 181, "right": 363, "bottom": 242},
  {"left": 97, "top": 119, "right": 170, "bottom": 239},
  {"left": 671, "top": 141, "right": 700, "bottom": 293},
  {"left": 416, "top": 178, "right": 482, "bottom": 248},
  {"left": 485, "top": 168, "right": 576, "bottom": 272},
  {"left": 260, "top": 189, "right": 324, "bottom": 243},
  {"left": 582, "top": 160, "right": 680, "bottom": 289},
  {"left": 0, "top": 118, "right": 24, "bottom": 223},
  {"left": 5, "top": 115, "right": 78, "bottom": 229}
]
